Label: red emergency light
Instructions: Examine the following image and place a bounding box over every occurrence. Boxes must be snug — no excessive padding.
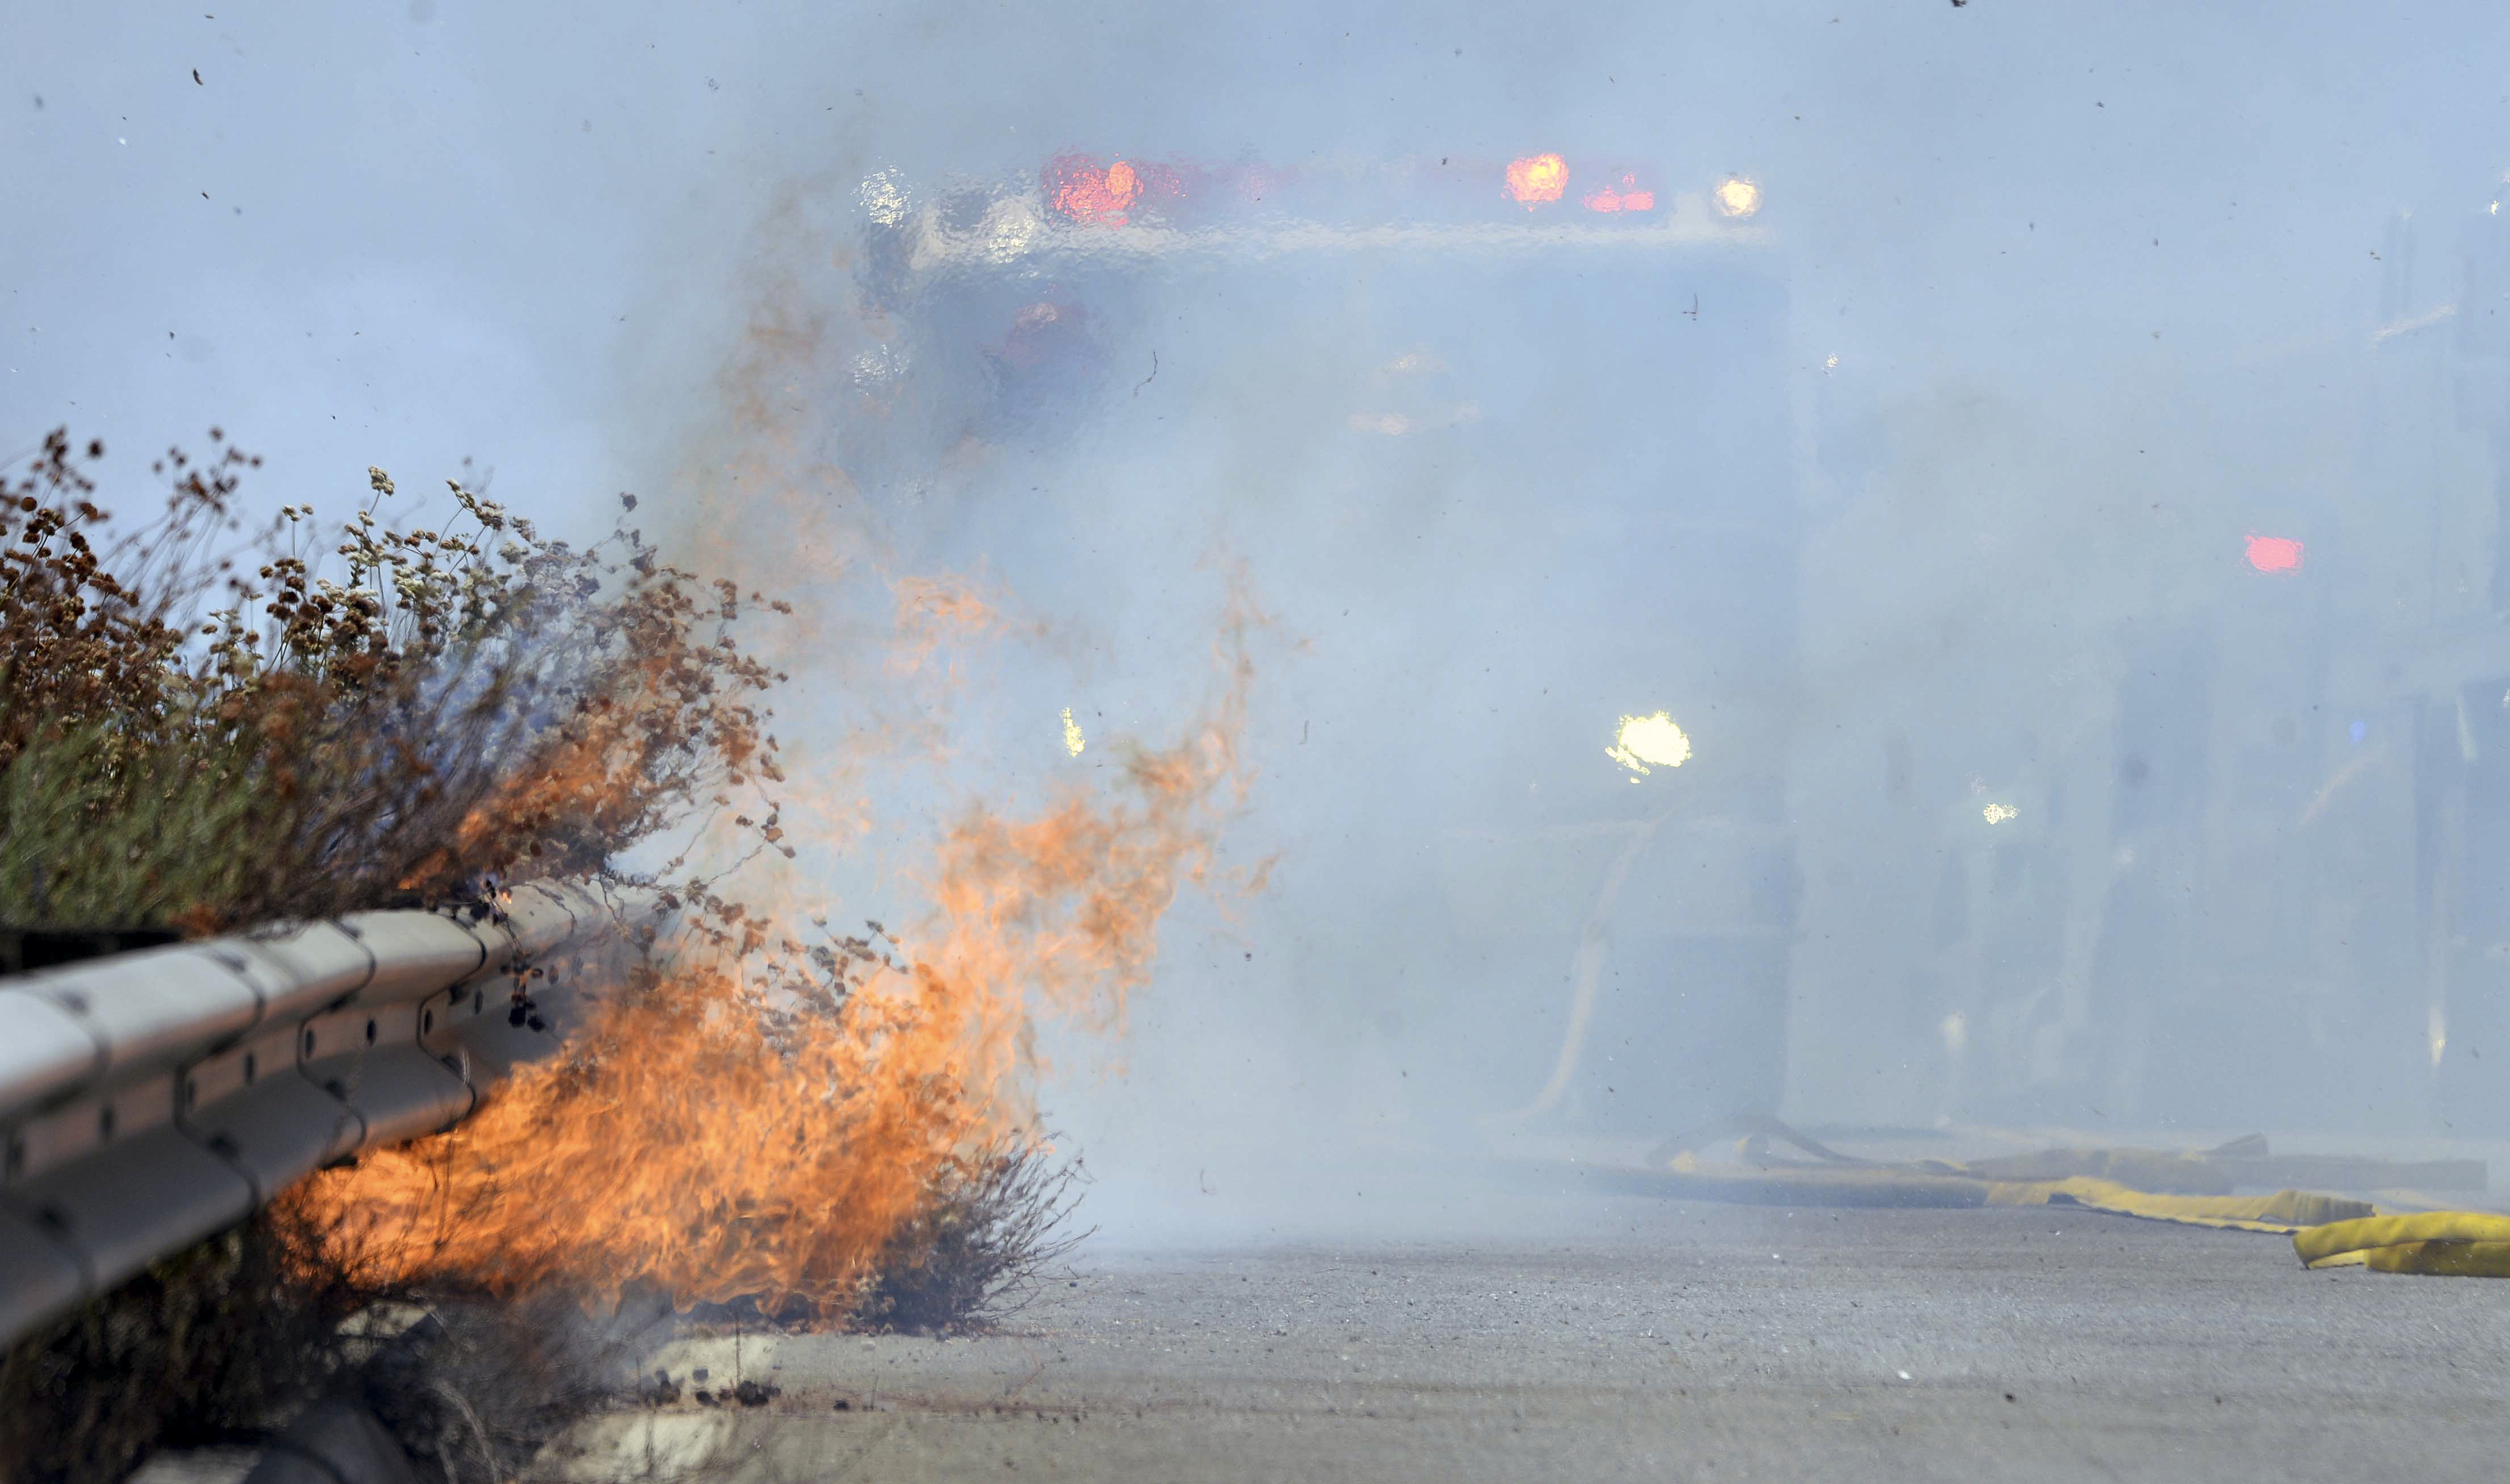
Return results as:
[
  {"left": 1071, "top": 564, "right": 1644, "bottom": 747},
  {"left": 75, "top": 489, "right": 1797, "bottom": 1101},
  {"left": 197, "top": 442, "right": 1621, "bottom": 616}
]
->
[
  {"left": 1583, "top": 173, "right": 1657, "bottom": 214},
  {"left": 1037, "top": 153, "right": 1694, "bottom": 228},
  {"left": 2245, "top": 532, "right": 2304, "bottom": 573}
]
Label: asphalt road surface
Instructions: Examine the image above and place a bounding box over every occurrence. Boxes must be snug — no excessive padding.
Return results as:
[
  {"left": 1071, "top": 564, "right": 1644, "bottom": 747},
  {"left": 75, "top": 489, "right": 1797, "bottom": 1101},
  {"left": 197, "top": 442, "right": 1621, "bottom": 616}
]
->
[{"left": 538, "top": 1181, "right": 2510, "bottom": 1483}]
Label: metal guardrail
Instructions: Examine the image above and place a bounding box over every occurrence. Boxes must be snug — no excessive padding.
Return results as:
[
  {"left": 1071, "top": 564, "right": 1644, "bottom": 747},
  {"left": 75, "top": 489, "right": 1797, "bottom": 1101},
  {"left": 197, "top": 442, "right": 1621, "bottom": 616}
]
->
[{"left": 0, "top": 880, "right": 659, "bottom": 1349}]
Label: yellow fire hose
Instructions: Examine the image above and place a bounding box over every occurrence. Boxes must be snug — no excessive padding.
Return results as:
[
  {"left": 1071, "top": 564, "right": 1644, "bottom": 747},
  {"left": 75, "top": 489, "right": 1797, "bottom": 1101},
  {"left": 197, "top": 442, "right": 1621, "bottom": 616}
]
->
[
  {"left": 1653, "top": 1151, "right": 2376, "bottom": 1232},
  {"left": 2291, "top": 1210, "right": 2510, "bottom": 1275},
  {"left": 1633, "top": 1118, "right": 2506, "bottom": 1268}
]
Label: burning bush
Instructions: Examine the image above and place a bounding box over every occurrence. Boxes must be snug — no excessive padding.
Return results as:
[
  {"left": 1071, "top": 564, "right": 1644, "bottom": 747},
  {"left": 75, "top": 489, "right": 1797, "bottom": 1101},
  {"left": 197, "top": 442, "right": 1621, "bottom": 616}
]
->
[
  {"left": 853, "top": 1135, "right": 1092, "bottom": 1334},
  {"left": 300, "top": 623, "right": 1252, "bottom": 1318},
  {"left": 0, "top": 427, "right": 1254, "bottom": 1479}
]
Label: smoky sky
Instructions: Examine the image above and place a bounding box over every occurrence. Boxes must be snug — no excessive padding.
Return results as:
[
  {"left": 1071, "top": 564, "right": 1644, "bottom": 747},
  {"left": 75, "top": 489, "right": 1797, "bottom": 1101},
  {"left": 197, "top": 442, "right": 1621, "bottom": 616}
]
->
[
  {"left": 9, "top": 3, "right": 2510, "bottom": 1241},
  {"left": 10, "top": 0, "right": 2503, "bottom": 498}
]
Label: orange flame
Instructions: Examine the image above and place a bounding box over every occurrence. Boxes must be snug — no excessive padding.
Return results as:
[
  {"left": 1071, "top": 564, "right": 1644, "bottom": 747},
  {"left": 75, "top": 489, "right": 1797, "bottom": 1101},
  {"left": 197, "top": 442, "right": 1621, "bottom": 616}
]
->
[
  {"left": 1582, "top": 173, "right": 1655, "bottom": 213},
  {"left": 302, "top": 593, "right": 1260, "bottom": 1318},
  {"left": 1505, "top": 153, "right": 1568, "bottom": 207}
]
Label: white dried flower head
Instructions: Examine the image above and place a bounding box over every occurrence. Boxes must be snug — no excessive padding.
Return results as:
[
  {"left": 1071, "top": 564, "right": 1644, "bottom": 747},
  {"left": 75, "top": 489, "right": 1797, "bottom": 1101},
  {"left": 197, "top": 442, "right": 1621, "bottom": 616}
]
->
[{"left": 367, "top": 467, "right": 395, "bottom": 496}]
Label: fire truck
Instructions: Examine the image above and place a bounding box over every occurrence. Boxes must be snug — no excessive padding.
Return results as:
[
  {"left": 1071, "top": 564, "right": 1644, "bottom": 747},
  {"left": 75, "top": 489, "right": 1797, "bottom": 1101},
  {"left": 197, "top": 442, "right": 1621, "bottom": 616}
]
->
[{"left": 848, "top": 151, "right": 1804, "bottom": 1138}]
